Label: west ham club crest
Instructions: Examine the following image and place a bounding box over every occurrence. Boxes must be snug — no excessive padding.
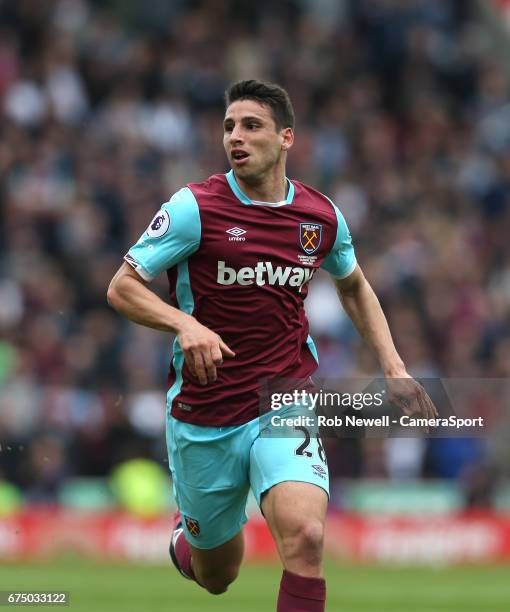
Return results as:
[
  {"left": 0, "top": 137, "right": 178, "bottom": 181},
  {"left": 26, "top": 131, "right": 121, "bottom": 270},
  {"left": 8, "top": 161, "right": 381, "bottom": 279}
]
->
[
  {"left": 184, "top": 515, "right": 201, "bottom": 537},
  {"left": 299, "top": 223, "right": 322, "bottom": 255}
]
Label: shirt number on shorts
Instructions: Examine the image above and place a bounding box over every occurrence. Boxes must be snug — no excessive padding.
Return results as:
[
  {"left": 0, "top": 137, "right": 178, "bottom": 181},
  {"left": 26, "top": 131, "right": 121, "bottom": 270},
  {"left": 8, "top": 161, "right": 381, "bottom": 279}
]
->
[{"left": 294, "top": 426, "right": 327, "bottom": 464}]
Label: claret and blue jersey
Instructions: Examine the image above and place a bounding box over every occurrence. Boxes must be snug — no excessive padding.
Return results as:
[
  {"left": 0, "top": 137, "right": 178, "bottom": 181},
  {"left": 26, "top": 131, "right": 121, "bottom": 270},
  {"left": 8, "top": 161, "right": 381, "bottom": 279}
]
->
[{"left": 125, "top": 170, "right": 356, "bottom": 426}]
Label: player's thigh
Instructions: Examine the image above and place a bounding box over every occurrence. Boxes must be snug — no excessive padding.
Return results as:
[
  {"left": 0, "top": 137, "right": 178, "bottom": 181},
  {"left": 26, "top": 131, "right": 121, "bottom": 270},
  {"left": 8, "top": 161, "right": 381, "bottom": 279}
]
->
[{"left": 249, "top": 427, "right": 329, "bottom": 564}]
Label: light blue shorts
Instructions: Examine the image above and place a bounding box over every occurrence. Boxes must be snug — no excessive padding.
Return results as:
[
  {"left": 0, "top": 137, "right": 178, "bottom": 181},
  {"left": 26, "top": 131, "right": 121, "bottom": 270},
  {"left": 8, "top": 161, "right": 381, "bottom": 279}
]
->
[{"left": 166, "top": 405, "right": 329, "bottom": 549}]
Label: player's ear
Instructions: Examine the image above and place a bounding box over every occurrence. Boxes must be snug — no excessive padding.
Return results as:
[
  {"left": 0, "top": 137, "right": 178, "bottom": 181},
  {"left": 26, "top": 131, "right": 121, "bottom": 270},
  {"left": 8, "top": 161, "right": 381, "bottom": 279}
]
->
[{"left": 281, "top": 127, "right": 294, "bottom": 151}]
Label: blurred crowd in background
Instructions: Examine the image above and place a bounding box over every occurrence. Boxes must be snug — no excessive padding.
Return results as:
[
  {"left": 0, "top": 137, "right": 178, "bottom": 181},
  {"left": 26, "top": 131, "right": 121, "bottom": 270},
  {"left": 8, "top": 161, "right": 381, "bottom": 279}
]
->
[{"left": 0, "top": 0, "right": 509, "bottom": 507}]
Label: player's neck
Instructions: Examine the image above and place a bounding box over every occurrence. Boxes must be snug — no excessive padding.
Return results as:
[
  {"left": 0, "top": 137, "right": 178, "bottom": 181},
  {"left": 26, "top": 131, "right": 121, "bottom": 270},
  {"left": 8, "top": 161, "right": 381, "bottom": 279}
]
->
[{"left": 234, "top": 170, "right": 288, "bottom": 203}]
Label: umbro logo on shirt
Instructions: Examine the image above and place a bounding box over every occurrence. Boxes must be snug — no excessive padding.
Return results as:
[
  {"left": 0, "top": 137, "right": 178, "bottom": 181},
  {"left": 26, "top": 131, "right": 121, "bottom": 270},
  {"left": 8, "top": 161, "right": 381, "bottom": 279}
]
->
[{"left": 226, "top": 227, "right": 246, "bottom": 242}]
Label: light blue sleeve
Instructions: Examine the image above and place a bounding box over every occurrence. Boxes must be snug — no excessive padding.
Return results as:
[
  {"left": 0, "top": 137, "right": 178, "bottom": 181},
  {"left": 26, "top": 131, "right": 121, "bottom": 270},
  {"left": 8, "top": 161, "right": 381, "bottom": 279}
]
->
[
  {"left": 124, "top": 187, "right": 201, "bottom": 281},
  {"left": 320, "top": 202, "right": 357, "bottom": 279}
]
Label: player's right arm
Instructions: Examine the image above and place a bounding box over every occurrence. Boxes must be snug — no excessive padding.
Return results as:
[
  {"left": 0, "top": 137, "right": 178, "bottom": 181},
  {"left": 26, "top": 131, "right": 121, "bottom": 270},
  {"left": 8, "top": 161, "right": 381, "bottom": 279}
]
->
[
  {"left": 107, "top": 188, "right": 234, "bottom": 384},
  {"left": 108, "top": 262, "right": 189, "bottom": 332}
]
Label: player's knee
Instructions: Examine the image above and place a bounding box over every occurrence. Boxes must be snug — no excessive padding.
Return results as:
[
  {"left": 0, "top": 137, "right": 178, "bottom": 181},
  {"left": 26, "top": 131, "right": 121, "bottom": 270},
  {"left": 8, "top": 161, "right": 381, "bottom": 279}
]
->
[
  {"left": 200, "top": 565, "right": 239, "bottom": 595},
  {"left": 280, "top": 519, "right": 324, "bottom": 567},
  {"left": 203, "top": 579, "right": 228, "bottom": 596}
]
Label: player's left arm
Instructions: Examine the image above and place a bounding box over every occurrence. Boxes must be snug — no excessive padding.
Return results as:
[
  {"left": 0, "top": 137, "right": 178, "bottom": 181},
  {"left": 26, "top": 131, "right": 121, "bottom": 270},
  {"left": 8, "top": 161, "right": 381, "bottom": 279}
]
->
[
  {"left": 321, "top": 200, "right": 437, "bottom": 421},
  {"left": 333, "top": 264, "right": 407, "bottom": 378},
  {"left": 334, "top": 264, "right": 404, "bottom": 377},
  {"left": 334, "top": 265, "right": 438, "bottom": 421}
]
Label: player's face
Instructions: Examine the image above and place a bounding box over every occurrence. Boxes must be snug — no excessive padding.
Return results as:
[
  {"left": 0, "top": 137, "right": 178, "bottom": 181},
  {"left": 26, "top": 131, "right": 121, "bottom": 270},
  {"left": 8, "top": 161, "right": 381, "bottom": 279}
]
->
[{"left": 223, "top": 100, "right": 293, "bottom": 182}]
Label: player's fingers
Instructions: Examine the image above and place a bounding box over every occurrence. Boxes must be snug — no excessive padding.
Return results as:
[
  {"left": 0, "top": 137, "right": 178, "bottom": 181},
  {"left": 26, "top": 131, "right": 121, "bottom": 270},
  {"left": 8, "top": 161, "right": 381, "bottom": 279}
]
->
[
  {"left": 392, "top": 393, "right": 413, "bottom": 416},
  {"left": 429, "top": 397, "right": 438, "bottom": 420},
  {"left": 210, "top": 344, "right": 223, "bottom": 367},
  {"left": 184, "top": 351, "right": 197, "bottom": 377},
  {"left": 417, "top": 386, "right": 436, "bottom": 420},
  {"left": 203, "top": 349, "right": 218, "bottom": 384},
  {"left": 219, "top": 338, "right": 236, "bottom": 358},
  {"left": 192, "top": 350, "right": 208, "bottom": 386},
  {"left": 409, "top": 395, "right": 423, "bottom": 419},
  {"left": 388, "top": 392, "right": 403, "bottom": 413},
  {"left": 415, "top": 389, "right": 426, "bottom": 417},
  {"left": 427, "top": 392, "right": 439, "bottom": 418},
  {"left": 416, "top": 392, "right": 429, "bottom": 433},
  {"left": 417, "top": 381, "right": 438, "bottom": 418}
]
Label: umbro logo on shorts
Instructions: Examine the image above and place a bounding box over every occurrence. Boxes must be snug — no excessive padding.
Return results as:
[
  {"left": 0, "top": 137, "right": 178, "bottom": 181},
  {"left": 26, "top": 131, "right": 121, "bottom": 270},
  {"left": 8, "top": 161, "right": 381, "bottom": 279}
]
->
[
  {"left": 312, "top": 464, "right": 327, "bottom": 480},
  {"left": 217, "top": 260, "right": 314, "bottom": 289}
]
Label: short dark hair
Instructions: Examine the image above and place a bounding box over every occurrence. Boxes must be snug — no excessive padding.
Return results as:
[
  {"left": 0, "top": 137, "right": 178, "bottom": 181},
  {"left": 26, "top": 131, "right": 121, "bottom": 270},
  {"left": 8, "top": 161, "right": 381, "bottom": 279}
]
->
[{"left": 225, "top": 79, "right": 295, "bottom": 131}]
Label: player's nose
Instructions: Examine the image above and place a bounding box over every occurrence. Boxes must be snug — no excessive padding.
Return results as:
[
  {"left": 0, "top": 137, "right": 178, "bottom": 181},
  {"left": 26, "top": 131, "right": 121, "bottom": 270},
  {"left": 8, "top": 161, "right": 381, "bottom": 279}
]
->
[{"left": 229, "top": 125, "right": 244, "bottom": 143}]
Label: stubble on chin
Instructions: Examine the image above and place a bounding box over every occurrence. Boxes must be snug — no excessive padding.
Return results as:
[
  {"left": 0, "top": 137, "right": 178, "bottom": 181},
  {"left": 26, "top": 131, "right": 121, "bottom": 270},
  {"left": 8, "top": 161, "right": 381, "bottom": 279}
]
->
[{"left": 246, "top": 155, "right": 281, "bottom": 185}]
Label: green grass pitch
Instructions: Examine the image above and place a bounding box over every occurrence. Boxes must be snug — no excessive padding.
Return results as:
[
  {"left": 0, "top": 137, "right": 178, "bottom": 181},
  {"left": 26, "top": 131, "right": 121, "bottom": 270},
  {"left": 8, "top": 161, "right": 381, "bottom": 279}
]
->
[{"left": 1, "top": 559, "right": 509, "bottom": 611}]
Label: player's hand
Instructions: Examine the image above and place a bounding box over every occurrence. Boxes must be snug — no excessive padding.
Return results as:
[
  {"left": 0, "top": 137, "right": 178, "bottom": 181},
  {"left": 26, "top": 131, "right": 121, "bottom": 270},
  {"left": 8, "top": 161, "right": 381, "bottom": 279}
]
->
[
  {"left": 176, "top": 315, "right": 235, "bottom": 385},
  {"left": 386, "top": 373, "right": 438, "bottom": 432}
]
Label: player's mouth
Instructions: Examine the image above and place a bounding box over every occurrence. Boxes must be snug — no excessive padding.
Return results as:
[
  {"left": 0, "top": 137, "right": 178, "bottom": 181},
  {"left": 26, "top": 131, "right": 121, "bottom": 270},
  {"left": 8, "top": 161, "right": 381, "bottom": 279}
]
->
[{"left": 231, "top": 149, "right": 250, "bottom": 165}]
